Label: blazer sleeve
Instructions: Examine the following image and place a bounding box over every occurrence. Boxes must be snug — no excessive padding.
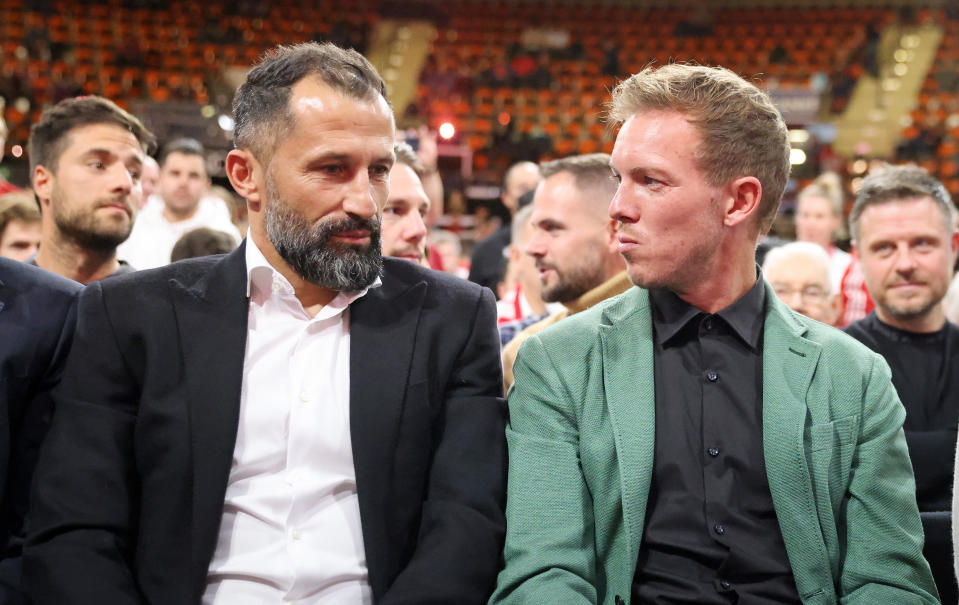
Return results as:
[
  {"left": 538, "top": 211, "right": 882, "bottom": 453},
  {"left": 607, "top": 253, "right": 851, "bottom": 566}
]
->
[
  {"left": 839, "top": 355, "right": 940, "bottom": 604},
  {"left": 23, "top": 281, "right": 143, "bottom": 605},
  {"left": 381, "top": 287, "right": 508, "bottom": 605},
  {"left": 489, "top": 335, "right": 595, "bottom": 605}
]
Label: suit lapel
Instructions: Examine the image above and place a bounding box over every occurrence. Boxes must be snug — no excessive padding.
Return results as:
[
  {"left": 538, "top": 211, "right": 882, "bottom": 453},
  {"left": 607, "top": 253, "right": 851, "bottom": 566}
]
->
[
  {"left": 761, "top": 288, "right": 833, "bottom": 598},
  {"left": 0, "top": 275, "right": 7, "bottom": 315},
  {"left": 348, "top": 269, "right": 426, "bottom": 596},
  {"left": 168, "top": 245, "right": 249, "bottom": 595},
  {"left": 599, "top": 288, "right": 656, "bottom": 573}
]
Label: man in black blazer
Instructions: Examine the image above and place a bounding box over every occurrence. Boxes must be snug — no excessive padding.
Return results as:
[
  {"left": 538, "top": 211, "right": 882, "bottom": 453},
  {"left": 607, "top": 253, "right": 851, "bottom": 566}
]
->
[
  {"left": 24, "top": 43, "right": 506, "bottom": 604},
  {"left": 0, "top": 257, "right": 80, "bottom": 603}
]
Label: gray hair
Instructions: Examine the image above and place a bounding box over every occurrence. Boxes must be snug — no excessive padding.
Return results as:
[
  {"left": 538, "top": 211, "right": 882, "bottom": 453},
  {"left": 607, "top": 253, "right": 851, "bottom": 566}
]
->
[
  {"left": 608, "top": 63, "right": 790, "bottom": 235},
  {"left": 762, "top": 241, "right": 834, "bottom": 294},
  {"left": 849, "top": 164, "right": 957, "bottom": 243}
]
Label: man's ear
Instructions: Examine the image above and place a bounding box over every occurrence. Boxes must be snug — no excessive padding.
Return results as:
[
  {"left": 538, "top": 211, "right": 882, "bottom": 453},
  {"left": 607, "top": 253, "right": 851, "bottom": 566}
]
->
[
  {"left": 724, "top": 176, "right": 763, "bottom": 228},
  {"left": 32, "top": 165, "right": 53, "bottom": 209},
  {"left": 225, "top": 149, "right": 263, "bottom": 212}
]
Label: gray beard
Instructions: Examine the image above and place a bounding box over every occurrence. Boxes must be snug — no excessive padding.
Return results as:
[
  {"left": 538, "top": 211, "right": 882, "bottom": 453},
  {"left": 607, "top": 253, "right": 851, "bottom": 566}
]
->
[{"left": 265, "top": 197, "right": 382, "bottom": 292}]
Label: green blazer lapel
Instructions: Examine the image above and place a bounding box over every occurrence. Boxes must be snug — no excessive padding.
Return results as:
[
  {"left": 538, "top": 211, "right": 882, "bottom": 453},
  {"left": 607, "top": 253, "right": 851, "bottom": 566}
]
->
[
  {"left": 761, "top": 287, "right": 834, "bottom": 600},
  {"left": 599, "top": 287, "right": 656, "bottom": 570}
]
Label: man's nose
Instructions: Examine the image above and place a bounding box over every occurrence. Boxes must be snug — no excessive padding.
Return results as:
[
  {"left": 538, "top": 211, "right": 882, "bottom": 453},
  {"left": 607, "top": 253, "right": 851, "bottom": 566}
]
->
[
  {"left": 343, "top": 172, "right": 377, "bottom": 219},
  {"left": 608, "top": 186, "right": 638, "bottom": 223},
  {"left": 404, "top": 212, "right": 427, "bottom": 243}
]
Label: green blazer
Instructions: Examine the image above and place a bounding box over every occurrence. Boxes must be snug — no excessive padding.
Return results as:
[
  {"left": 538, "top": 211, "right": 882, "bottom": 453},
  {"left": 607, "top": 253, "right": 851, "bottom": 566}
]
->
[{"left": 491, "top": 284, "right": 939, "bottom": 605}]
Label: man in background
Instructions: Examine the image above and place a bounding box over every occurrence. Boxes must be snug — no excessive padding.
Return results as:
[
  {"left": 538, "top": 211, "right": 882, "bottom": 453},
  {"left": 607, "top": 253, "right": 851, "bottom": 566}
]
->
[
  {"left": 381, "top": 142, "right": 429, "bottom": 265},
  {"left": 501, "top": 153, "right": 628, "bottom": 389},
  {"left": 118, "top": 138, "right": 240, "bottom": 269},
  {"left": 0, "top": 193, "right": 41, "bottom": 262},
  {"left": 29, "top": 96, "right": 154, "bottom": 283},
  {"left": 845, "top": 164, "right": 959, "bottom": 602},
  {"left": 763, "top": 241, "right": 840, "bottom": 325},
  {"left": 469, "top": 161, "right": 540, "bottom": 292}
]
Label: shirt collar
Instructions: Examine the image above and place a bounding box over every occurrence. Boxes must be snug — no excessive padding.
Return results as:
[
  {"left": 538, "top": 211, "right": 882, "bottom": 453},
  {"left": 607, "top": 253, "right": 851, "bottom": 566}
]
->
[
  {"left": 244, "top": 233, "right": 381, "bottom": 306},
  {"left": 650, "top": 267, "right": 766, "bottom": 349}
]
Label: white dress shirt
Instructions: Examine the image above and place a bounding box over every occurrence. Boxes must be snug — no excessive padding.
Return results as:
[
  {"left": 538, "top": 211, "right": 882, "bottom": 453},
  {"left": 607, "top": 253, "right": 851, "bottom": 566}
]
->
[{"left": 203, "top": 236, "right": 378, "bottom": 604}]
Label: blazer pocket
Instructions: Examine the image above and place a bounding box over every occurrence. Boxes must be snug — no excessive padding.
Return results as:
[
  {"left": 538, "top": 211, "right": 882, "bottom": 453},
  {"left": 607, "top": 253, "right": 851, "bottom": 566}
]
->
[
  {"left": 807, "top": 414, "right": 860, "bottom": 519},
  {"left": 809, "top": 414, "right": 860, "bottom": 452}
]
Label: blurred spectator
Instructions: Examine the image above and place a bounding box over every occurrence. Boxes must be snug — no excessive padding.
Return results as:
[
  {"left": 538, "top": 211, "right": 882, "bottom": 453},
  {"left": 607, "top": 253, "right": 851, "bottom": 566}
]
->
[
  {"left": 430, "top": 229, "right": 467, "bottom": 278},
  {"left": 845, "top": 165, "right": 959, "bottom": 603},
  {"left": 170, "top": 227, "right": 237, "bottom": 262},
  {"left": 763, "top": 242, "right": 840, "bottom": 325},
  {"left": 496, "top": 204, "right": 560, "bottom": 326},
  {"left": 118, "top": 138, "right": 240, "bottom": 269},
  {"left": 0, "top": 192, "right": 41, "bottom": 262},
  {"left": 795, "top": 172, "right": 850, "bottom": 290},
  {"left": 382, "top": 142, "right": 430, "bottom": 266},
  {"left": 0, "top": 117, "right": 18, "bottom": 196},
  {"left": 794, "top": 172, "right": 873, "bottom": 326},
  {"left": 468, "top": 162, "right": 540, "bottom": 293},
  {"left": 601, "top": 40, "right": 621, "bottom": 77},
  {"left": 501, "top": 154, "right": 628, "bottom": 389},
  {"left": 139, "top": 156, "right": 160, "bottom": 210},
  {"left": 29, "top": 96, "right": 154, "bottom": 283}
]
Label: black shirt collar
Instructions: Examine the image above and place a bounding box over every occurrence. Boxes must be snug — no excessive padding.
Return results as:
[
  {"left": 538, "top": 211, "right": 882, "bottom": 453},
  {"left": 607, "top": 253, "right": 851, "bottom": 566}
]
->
[{"left": 650, "top": 269, "right": 766, "bottom": 350}]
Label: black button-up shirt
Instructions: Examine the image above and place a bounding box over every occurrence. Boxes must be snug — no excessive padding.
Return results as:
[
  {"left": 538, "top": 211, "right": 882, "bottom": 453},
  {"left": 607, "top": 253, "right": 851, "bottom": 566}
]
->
[{"left": 632, "top": 276, "right": 801, "bottom": 603}]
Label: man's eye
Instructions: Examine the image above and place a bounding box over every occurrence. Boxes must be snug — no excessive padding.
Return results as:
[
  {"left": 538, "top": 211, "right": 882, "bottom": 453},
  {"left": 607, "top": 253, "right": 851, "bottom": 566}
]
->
[
  {"left": 90, "top": 161, "right": 105, "bottom": 170},
  {"left": 371, "top": 165, "right": 390, "bottom": 178}
]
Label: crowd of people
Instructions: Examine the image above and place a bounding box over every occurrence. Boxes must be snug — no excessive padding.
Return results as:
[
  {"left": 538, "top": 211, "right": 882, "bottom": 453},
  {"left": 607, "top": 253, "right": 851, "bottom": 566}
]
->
[{"left": 0, "top": 38, "right": 957, "bottom": 605}]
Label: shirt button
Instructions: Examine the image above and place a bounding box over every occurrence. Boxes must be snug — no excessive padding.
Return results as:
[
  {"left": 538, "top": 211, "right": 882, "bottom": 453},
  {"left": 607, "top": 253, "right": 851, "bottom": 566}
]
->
[
  {"left": 703, "top": 317, "right": 713, "bottom": 330},
  {"left": 707, "top": 447, "right": 720, "bottom": 457},
  {"left": 298, "top": 392, "right": 309, "bottom": 404},
  {"left": 272, "top": 280, "right": 283, "bottom": 293},
  {"left": 720, "top": 579, "right": 731, "bottom": 590},
  {"left": 713, "top": 523, "right": 726, "bottom": 536},
  {"left": 291, "top": 528, "right": 302, "bottom": 540},
  {"left": 705, "top": 369, "right": 718, "bottom": 382}
]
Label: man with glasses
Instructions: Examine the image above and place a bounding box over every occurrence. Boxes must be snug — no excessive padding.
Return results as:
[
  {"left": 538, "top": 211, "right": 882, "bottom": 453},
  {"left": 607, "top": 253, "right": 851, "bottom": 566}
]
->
[{"left": 763, "top": 241, "right": 840, "bottom": 325}]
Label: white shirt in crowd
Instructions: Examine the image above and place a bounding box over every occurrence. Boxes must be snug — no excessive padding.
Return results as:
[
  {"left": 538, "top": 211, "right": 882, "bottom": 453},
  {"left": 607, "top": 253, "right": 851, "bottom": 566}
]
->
[
  {"left": 203, "top": 236, "right": 378, "bottom": 604},
  {"left": 118, "top": 195, "right": 242, "bottom": 269}
]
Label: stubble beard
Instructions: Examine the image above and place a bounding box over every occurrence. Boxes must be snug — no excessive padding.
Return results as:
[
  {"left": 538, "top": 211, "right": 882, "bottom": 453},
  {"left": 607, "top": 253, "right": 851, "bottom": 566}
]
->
[{"left": 51, "top": 184, "right": 133, "bottom": 253}]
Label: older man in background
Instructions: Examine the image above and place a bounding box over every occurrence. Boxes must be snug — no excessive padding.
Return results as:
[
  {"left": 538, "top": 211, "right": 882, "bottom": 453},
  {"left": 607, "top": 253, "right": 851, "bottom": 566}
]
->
[{"left": 763, "top": 241, "right": 840, "bottom": 325}]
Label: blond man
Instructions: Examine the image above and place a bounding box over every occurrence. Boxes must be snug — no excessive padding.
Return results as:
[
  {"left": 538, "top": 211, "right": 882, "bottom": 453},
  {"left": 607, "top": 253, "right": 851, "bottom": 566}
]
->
[{"left": 492, "top": 64, "right": 937, "bottom": 604}]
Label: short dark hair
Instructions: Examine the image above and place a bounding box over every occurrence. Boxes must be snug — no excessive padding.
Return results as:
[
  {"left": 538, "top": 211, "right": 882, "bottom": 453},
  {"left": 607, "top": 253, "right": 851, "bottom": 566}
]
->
[
  {"left": 850, "top": 164, "right": 957, "bottom": 242},
  {"left": 158, "top": 137, "right": 205, "bottom": 167},
  {"left": 170, "top": 227, "right": 237, "bottom": 262},
  {"left": 393, "top": 141, "right": 424, "bottom": 176},
  {"left": 28, "top": 96, "right": 155, "bottom": 173},
  {"left": 232, "top": 42, "right": 389, "bottom": 163}
]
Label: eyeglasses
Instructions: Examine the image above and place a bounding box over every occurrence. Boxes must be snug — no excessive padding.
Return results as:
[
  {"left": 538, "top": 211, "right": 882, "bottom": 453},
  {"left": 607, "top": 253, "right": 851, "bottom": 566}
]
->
[{"left": 772, "top": 284, "right": 829, "bottom": 302}]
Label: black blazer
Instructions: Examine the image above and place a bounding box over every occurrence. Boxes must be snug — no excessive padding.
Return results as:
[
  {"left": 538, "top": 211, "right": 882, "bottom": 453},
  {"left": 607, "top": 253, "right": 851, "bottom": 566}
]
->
[
  {"left": 24, "top": 244, "right": 507, "bottom": 604},
  {"left": 0, "top": 258, "right": 80, "bottom": 602}
]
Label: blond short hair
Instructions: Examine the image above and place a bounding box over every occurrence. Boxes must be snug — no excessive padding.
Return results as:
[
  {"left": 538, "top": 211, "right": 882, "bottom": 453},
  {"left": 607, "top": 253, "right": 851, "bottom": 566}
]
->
[{"left": 608, "top": 63, "right": 790, "bottom": 235}]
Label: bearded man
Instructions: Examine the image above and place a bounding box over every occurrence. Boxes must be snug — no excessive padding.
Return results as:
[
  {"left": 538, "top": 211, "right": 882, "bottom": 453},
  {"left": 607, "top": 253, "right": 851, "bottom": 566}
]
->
[
  {"left": 24, "top": 43, "right": 506, "bottom": 605},
  {"left": 28, "top": 96, "right": 154, "bottom": 282}
]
